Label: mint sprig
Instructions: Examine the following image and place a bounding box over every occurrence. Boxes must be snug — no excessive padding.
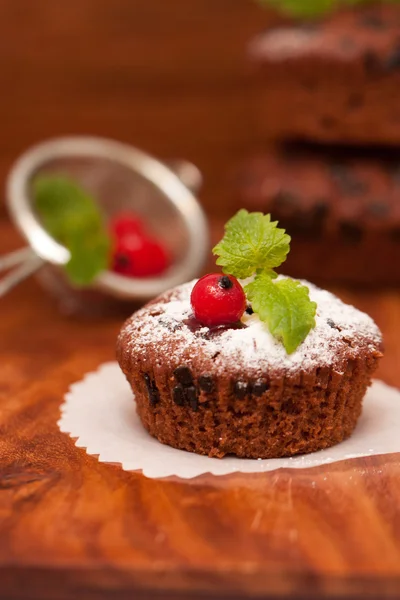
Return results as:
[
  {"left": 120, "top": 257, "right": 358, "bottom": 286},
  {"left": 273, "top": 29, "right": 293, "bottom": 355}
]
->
[
  {"left": 257, "top": 0, "right": 387, "bottom": 18},
  {"left": 213, "top": 210, "right": 290, "bottom": 280},
  {"left": 33, "top": 175, "right": 111, "bottom": 286},
  {"left": 213, "top": 209, "right": 317, "bottom": 354},
  {"left": 258, "top": 0, "right": 333, "bottom": 17}
]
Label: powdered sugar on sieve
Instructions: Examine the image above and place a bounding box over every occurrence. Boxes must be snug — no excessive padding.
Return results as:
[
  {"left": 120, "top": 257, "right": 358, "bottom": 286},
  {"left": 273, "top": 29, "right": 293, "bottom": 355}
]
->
[{"left": 121, "top": 277, "right": 382, "bottom": 376}]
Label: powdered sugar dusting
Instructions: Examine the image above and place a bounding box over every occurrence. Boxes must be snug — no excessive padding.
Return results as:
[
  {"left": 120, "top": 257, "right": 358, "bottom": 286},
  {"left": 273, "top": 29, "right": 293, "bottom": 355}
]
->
[
  {"left": 249, "top": 29, "right": 323, "bottom": 60},
  {"left": 249, "top": 26, "right": 360, "bottom": 62},
  {"left": 121, "top": 278, "right": 382, "bottom": 376}
]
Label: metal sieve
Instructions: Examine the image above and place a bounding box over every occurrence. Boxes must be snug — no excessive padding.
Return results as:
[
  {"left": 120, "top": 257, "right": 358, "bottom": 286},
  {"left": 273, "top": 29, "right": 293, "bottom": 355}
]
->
[{"left": 1, "top": 136, "right": 209, "bottom": 302}]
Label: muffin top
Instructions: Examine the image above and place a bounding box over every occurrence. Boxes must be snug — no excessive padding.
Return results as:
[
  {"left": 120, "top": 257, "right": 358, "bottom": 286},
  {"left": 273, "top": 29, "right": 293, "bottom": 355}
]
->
[
  {"left": 118, "top": 277, "right": 383, "bottom": 379},
  {"left": 249, "top": 4, "right": 400, "bottom": 64}
]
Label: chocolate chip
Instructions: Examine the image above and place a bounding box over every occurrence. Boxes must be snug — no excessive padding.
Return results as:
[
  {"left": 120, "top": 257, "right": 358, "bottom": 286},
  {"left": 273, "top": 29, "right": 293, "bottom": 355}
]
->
[
  {"left": 185, "top": 386, "right": 198, "bottom": 411},
  {"left": 338, "top": 221, "right": 363, "bottom": 244},
  {"left": 360, "top": 14, "right": 387, "bottom": 29},
  {"left": 385, "top": 46, "right": 400, "bottom": 71},
  {"left": 367, "top": 202, "right": 389, "bottom": 218},
  {"left": 144, "top": 373, "right": 159, "bottom": 406},
  {"left": 173, "top": 383, "right": 199, "bottom": 410},
  {"left": 252, "top": 379, "right": 268, "bottom": 396},
  {"left": 218, "top": 275, "right": 233, "bottom": 290},
  {"left": 330, "top": 165, "right": 367, "bottom": 196},
  {"left": 198, "top": 374, "right": 214, "bottom": 393},
  {"left": 234, "top": 381, "right": 248, "bottom": 399},
  {"left": 172, "top": 385, "right": 185, "bottom": 406},
  {"left": 174, "top": 365, "right": 193, "bottom": 386},
  {"left": 245, "top": 305, "right": 254, "bottom": 315},
  {"left": 311, "top": 201, "right": 329, "bottom": 236}
]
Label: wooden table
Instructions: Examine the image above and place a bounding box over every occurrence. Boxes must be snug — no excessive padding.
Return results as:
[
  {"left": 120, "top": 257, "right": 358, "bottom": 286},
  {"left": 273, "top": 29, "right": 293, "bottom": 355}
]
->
[{"left": 1, "top": 218, "right": 400, "bottom": 600}]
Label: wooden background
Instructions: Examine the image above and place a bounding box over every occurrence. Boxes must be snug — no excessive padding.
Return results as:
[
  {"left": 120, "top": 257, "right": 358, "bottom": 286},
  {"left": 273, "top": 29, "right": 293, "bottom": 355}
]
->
[
  {"left": 1, "top": 1, "right": 400, "bottom": 599},
  {"left": 0, "top": 0, "right": 277, "bottom": 220}
]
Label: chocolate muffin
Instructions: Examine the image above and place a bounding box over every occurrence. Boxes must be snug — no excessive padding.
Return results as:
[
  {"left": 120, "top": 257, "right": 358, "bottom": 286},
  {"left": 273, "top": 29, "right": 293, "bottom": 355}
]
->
[
  {"left": 249, "top": 3, "right": 400, "bottom": 145},
  {"left": 235, "top": 146, "right": 400, "bottom": 284},
  {"left": 117, "top": 277, "right": 383, "bottom": 459}
]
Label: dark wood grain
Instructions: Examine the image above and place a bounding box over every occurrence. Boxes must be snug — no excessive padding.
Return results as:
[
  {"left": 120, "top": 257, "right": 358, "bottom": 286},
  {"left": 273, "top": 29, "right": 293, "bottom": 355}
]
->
[{"left": 1, "top": 1, "right": 400, "bottom": 599}]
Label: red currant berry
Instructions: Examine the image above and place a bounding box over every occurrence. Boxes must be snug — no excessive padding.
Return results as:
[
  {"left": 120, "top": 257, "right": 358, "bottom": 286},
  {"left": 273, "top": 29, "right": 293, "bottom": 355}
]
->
[
  {"left": 190, "top": 274, "right": 246, "bottom": 327},
  {"left": 110, "top": 212, "right": 145, "bottom": 238},
  {"left": 112, "top": 234, "right": 170, "bottom": 277}
]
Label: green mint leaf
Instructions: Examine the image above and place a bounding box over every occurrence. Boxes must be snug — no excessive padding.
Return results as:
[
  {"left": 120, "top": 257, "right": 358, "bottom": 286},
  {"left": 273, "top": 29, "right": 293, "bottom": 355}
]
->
[
  {"left": 257, "top": 0, "right": 333, "bottom": 17},
  {"left": 212, "top": 209, "right": 291, "bottom": 279},
  {"left": 33, "top": 176, "right": 97, "bottom": 235},
  {"left": 245, "top": 273, "right": 317, "bottom": 354},
  {"left": 64, "top": 227, "right": 110, "bottom": 286},
  {"left": 33, "top": 175, "right": 111, "bottom": 286},
  {"left": 256, "top": 0, "right": 380, "bottom": 18}
]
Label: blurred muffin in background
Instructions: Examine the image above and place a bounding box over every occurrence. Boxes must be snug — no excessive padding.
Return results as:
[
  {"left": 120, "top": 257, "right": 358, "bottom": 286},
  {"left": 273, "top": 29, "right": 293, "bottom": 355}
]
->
[
  {"left": 249, "top": 2, "right": 400, "bottom": 145},
  {"left": 234, "top": 144, "right": 400, "bottom": 285},
  {"left": 235, "top": 0, "right": 400, "bottom": 285}
]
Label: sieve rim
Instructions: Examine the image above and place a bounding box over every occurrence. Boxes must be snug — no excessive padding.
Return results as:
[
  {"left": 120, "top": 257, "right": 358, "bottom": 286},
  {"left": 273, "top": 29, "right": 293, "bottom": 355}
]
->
[{"left": 6, "top": 136, "right": 209, "bottom": 300}]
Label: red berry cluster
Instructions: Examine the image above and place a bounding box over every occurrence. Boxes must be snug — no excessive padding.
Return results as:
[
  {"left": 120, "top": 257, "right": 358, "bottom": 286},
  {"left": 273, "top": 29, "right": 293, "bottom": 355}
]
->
[
  {"left": 110, "top": 213, "right": 170, "bottom": 278},
  {"left": 190, "top": 273, "right": 246, "bottom": 327}
]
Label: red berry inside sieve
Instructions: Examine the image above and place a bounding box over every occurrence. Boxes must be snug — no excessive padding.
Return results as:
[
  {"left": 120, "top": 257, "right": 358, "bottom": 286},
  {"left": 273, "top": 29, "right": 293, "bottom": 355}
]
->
[{"left": 110, "top": 213, "right": 170, "bottom": 278}]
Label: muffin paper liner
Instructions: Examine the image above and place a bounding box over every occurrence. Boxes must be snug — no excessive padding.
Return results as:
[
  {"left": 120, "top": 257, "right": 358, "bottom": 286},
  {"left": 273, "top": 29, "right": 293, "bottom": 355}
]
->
[{"left": 58, "top": 361, "right": 400, "bottom": 480}]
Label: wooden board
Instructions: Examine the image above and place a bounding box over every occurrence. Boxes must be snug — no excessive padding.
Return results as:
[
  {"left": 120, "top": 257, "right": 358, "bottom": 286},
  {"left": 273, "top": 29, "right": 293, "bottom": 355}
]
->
[
  {"left": 1, "top": 215, "right": 400, "bottom": 600},
  {"left": 1, "top": 1, "right": 400, "bottom": 597}
]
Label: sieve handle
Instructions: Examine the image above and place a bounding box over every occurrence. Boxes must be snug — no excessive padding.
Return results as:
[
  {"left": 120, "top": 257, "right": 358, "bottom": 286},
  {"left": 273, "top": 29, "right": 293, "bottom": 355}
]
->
[
  {"left": 0, "top": 247, "right": 37, "bottom": 272},
  {"left": 0, "top": 248, "right": 44, "bottom": 297}
]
